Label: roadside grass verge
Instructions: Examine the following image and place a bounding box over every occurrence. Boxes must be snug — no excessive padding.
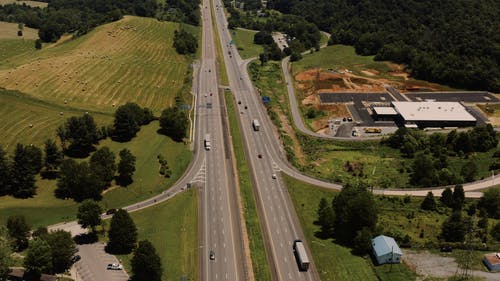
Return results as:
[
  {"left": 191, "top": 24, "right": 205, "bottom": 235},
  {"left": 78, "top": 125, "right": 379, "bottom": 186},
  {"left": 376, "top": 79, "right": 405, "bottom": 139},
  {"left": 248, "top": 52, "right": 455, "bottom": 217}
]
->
[
  {"left": 0, "top": 121, "right": 191, "bottom": 227},
  {"left": 117, "top": 188, "right": 198, "bottom": 281},
  {"left": 284, "top": 174, "right": 418, "bottom": 281},
  {"left": 211, "top": 4, "right": 229, "bottom": 86},
  {"left": 225, "top": 89, "right": 272, "bottom": 281},
  {"left": 232, "top": 28, "right": 262, "bottom": 59}
]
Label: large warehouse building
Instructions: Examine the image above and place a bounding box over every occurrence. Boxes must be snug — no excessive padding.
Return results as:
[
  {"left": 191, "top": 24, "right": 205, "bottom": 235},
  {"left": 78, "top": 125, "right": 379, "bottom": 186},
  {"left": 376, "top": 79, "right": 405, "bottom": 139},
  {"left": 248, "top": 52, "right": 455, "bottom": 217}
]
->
[{"left": 373, "top": 101, "right": 477, "bottom": 128}]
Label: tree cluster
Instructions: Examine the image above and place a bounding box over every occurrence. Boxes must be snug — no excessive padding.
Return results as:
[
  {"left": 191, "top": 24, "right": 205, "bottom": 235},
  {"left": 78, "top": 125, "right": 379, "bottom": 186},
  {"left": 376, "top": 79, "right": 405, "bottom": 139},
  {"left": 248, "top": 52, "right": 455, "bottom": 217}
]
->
[
  {"left": 0, "top": 0, "right": 158, "bottom": 43},
  {"left": 173, "top": 29, "right": 198, "bottom": 55},
  {"left": 0, "top": 143, "right": 46, "bottom": 198},
  {"left": 24, "top": 229, "right": 76, "bottom": 278},
  {"left": 316, "top": 181, "right": 378, "bottom": 254},
  {"left": 226, "top": 7, "right": 320, "bottom": 56},
  {"left": 384, "top": 126, "right": 497, "bottom": 187},
  {"left": 131, "top": 240, "right": 163, "bottom": 281},
  {"left": 159, "top": 106, "right": 189, "bottom": 141},
  {"left": 57, "top": 114, "right": 102, "bottom": 157},
  {"left": 113, "top": 103, "right": 154, "bottom": 142},
  {"left": 267, "top": 0, "right": 500, "bottom": 92},
  {"left": 157, "top": 0, "right": 200, "bottom": 26}
]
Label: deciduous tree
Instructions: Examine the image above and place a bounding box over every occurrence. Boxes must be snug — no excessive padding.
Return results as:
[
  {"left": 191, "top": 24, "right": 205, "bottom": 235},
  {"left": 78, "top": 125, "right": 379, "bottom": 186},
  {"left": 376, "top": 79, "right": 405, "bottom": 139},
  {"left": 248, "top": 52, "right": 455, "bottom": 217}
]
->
[
  {"left": 90, "top": 147, "right": 116, "bottom": 189},
  {"left": 118, "top": 149, "right": 136, "bottom": 186},
  {"left": 421, "top": 192, "right": 437, "bottom": 211},
  {"left": 6, "top": 215, "right": 30, "bottom": 251},
  {"left": 106, "top": 209, "right": 137, "bottom": 254},
  {"left": 24, "top": 239, "right": 53, "bottom": 279},
  {"left": 77, "top": 199, "right": 102, "bottom": 233},
  {"left": 131, "top": 240, "right": 162, "bottom": 281},
  {"left": 43, "top": 230, "right": 76, "bottom": 273},
  {"left": 159, "top": 107, "right": 188, "bottom": 142}
]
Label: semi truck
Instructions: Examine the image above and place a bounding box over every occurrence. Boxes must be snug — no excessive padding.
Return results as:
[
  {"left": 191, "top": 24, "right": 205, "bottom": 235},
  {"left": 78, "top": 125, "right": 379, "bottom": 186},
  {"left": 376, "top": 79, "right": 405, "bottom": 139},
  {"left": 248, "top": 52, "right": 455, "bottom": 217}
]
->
[
  {"left": 252, "top": 119, "right": 260, "bottom": 131},
  {"left": 293, "top": 240, "right": 310, "bottom": 271},
  {"left": 204, "top": 134, "right": 211, "bottom": 150}
]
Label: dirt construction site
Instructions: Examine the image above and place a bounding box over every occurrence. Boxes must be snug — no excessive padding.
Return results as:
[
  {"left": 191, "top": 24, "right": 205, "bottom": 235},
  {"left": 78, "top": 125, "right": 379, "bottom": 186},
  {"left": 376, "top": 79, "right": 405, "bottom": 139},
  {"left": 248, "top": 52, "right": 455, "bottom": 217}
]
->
[{"left": 294, "top": 65, "right": 499, "bottom": 134}]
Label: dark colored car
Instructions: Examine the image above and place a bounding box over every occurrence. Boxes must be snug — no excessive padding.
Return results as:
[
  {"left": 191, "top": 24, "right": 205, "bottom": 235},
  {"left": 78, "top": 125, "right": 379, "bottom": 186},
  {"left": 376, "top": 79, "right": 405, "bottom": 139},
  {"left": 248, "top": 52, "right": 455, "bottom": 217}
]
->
[
  {"left": 71, "top": 255, "right": 81, "bottom": 263},
  {"left": 209, "top": 250, "right": 215, "bottom": 260},
  {"left": 258, "top": 154, "right": 262, "bottom": 158},
  {"left": 106, "top": 208, "right": 117, "bottom": 215},
  {"left": 440, "top": 246, "right": 453, "bottom": 252}
]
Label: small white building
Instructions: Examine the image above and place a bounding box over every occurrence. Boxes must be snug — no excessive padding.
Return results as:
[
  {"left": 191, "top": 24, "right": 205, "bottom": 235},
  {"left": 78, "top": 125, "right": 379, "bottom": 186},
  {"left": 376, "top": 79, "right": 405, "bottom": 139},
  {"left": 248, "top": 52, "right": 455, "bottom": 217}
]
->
[{"left": 372, "top": 235, "right": 403, "bottom": 265}]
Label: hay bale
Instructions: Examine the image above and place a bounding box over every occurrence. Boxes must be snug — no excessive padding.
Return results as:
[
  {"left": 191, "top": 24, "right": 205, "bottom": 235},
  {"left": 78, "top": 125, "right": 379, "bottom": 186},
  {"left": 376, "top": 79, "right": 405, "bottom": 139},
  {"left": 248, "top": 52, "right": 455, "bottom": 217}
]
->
[{"left": 59, "top": 112, "right": 64, "bottom": 116}]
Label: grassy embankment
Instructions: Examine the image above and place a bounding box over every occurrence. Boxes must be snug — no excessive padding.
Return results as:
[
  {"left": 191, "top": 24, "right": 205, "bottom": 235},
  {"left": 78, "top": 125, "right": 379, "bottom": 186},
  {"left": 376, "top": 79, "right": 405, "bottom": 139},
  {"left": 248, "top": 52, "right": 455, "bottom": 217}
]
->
[
  {"left": 117, "top": 189, "right": 198, "bottom": 281},
  {"left": 284, "top": 174, "right": 418, "bottom": 281},
  {"left": 232, "top": 28, "right": 263, "bottom": 59},
  {"left": 210, "top": 3, "right": 229, "bottom": 86},
  {"left": 0, "top": 16, "right": 197, "bottom": 227},
  {"left": 225, "top": 90, "right": 272, "bottom": 281}
]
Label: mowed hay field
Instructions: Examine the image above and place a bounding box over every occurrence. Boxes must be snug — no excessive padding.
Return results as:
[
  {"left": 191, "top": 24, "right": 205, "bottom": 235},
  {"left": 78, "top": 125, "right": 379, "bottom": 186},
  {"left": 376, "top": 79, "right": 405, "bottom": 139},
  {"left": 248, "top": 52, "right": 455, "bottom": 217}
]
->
[
  {"left": 0, "top": 88, "right": 112, "bottom": 150},
  {"left": 0, "top": 0, "right": 47, "bottom": 8},
  {"left": 0, "top": 21, "right": 39, "bottom": 39},
  {"left": 0, "top": 16, "right": 198, "bottom": 114}
]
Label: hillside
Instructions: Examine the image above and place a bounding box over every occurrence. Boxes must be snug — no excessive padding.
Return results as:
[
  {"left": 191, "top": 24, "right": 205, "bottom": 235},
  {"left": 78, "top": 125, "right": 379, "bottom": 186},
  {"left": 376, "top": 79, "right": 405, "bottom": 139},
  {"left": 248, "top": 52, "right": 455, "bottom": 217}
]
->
[
  {"left": 0, "top": 16, "right": 197, "bottom": 114},
  {"left": 267, "top": 0, "right": 500, "bottom": 92}
]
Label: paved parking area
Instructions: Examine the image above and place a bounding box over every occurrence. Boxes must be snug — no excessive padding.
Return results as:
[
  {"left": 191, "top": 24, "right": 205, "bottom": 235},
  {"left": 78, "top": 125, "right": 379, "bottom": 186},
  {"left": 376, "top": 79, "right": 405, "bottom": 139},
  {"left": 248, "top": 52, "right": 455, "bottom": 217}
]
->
[
  {"left": 73, "top": 243, "right": 129, "bottom": 281},
  {"left": 404, "top": 91, "right": 498, "bottom": 102},
  {"left": 319, "top": 92, "right": 394, "bottom": 103}
]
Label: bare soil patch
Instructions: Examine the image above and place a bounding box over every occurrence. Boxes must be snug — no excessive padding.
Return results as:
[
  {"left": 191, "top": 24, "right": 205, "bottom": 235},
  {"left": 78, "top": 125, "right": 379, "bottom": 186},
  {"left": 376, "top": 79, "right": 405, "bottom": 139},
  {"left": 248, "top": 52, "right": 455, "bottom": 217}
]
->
[{"left": 0, "top": 21, "right": 38, "bottom": 39}]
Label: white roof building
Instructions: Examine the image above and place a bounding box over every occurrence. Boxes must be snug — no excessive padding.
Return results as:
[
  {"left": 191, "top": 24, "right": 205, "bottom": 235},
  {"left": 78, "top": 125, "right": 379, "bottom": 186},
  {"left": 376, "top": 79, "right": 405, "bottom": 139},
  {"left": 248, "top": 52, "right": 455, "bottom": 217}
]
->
[{"left": 392, "top": 101, "right": 476, "bottom": 122}]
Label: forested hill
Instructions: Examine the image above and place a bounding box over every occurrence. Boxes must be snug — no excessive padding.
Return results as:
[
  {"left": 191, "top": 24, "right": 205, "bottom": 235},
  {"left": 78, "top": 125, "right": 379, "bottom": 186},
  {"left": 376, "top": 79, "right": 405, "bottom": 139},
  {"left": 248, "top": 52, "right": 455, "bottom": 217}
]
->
[{"left": 267, "top": 0, "right": 500, "bottom": 92}]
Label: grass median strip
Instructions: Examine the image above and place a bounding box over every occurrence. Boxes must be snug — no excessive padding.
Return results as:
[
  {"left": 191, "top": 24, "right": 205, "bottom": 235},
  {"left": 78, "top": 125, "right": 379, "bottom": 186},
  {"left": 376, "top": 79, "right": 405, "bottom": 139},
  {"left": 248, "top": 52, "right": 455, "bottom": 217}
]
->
[
  {"left": 211, "top": 4, "right": 229, "bottom": 86},
  {"left": 225, "top": 90, "right": 272, "bottom": 281}
]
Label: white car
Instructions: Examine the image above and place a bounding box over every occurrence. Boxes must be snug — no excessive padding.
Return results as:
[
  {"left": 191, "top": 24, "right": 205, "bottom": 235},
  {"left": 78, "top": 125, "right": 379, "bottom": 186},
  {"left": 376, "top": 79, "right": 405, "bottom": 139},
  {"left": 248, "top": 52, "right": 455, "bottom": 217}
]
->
[
  {"left": 107, "top": 263, "right": 123, "bottom": 270},
  {"left": 272, "top": 174, "right": 277, "bottom": 179}
]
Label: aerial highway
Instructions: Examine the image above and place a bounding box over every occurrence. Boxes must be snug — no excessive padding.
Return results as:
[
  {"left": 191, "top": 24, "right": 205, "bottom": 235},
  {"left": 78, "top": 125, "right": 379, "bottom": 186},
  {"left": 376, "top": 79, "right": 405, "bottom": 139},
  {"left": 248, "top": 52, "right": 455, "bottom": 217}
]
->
[{"left": 212, "top": 1, "right": 320, "bottom": 280}]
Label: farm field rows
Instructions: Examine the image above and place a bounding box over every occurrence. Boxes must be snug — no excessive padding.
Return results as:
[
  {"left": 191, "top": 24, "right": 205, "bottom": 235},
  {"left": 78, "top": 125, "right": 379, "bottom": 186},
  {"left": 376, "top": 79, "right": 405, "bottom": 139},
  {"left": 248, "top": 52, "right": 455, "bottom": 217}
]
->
[
  {"left": 0, "top": 39, "right": 37, "bottom": 65},
  {"left": 0, "top": 121, "right": 191, "bottom": 227},
  {"left": 0, "top": 88, "right": 112, "bottom": 150},
  {"left": 0, "top": 16, "right": 198, "bottom": 114},
  {"left": 0, "top": 21, "right": 39, "bottom": 39}
]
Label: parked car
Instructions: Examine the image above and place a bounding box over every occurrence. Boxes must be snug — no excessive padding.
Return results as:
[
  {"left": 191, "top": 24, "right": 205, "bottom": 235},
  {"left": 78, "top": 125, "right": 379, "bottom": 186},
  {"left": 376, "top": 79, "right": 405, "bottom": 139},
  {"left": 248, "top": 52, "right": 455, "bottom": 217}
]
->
[
  {"left": 440, "top": 246, "right": 453, "bottom": 252},
  {"left": 106, "top": 209, "right": 117, "bottom": 215},
  {"left": 71, "top": 255, "right": 81, "bottom": 263},
  {"left": 107, "top": 263, "right": 123, "bottom": 270},
  {"left": 210, "top": 250, "right": 215, "bottom": 260}
]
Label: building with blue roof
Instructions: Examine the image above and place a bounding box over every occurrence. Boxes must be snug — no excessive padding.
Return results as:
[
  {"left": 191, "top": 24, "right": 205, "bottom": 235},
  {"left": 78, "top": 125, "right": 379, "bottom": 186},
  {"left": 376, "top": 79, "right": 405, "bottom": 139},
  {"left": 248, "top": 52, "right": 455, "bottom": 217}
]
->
[{"left": 372, "top": 235, "right": 403, "bottom": 265}]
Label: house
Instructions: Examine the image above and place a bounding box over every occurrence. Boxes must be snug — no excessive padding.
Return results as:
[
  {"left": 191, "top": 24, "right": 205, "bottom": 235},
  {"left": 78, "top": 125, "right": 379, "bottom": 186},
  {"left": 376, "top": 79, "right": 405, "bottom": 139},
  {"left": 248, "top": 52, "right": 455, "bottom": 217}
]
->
[
  {"left": 483, "top": 253, "right": 500, "bottom": 271},
  {"left": 372, "top": 235, "right": 403, "bottom": 265}
]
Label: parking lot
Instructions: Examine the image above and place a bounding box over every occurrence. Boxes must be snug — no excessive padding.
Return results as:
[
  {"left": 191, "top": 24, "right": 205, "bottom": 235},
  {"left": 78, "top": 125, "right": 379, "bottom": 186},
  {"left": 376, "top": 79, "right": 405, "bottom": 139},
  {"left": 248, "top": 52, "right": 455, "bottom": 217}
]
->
[
  {"left": 72, "top": 243, "right": 129, "bottom": 281},
  {"left": 404, "top": 91, "right": 498, "bottom": 102}
]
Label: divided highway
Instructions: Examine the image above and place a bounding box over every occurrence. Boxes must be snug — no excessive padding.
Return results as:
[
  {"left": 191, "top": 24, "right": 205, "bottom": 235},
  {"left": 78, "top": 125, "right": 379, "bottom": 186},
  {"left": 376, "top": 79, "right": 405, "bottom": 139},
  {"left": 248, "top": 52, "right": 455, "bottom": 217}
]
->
[{"left": 212, "top": 1, "right": 320, "bottom": 280}]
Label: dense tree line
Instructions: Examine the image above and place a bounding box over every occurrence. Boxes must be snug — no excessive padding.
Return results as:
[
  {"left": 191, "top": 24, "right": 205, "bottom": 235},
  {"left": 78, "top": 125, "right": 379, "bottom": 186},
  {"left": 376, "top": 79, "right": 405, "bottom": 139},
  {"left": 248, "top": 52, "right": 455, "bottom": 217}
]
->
[
  {"left": 384, "top": 126, "right": 498, "bottom": 187},
  {"left": 173, "top": 29, "right": 198, "bottom": 55},
  {"left": 157, "top": 0, "right": 200, "bottom": 26},
  {"left": 226, "top": 7, "right": 320, "bottom": 56},
  {"left": 0, "top": 0, "right": 157, "bottom": 42},
  {"left": 267, "top": 0, "right": 500, "bottom": 92},
  {"left": 316, "top": 181, "right": 378, "bottom": 254}
]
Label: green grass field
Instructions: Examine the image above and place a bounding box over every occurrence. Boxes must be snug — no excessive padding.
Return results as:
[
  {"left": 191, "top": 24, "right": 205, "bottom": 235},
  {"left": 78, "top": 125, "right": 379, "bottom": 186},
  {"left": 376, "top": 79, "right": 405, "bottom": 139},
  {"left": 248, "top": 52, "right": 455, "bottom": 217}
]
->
[
  {"left": 212, "top": 6, "right": 229, "bottom": 85},
  {"left": 0, "top": 39, "right": 37, "bottom": 64},
  {"left": 293, "top": 44, "right": 393, "bottom": 78},
  {"left": 284, "top": 174, "right": 418, "bottom": 281},
  {"left": 119, "top": 189, "right": 198, "bottom": 281},
  {"left": 232, "top": 28, "right": 263, "bottom": 59},
  {"left": 0, "top": 88, "right": 112, "bottom": 150},
  {"left": 0, "top": 16, "right": 198, "bottom": 114},
  {"left": 225, "top": 90, "right": 272, "bottom": 281},
  {"left": 0, "top": 121, "right": 191, "bottom": 227}
]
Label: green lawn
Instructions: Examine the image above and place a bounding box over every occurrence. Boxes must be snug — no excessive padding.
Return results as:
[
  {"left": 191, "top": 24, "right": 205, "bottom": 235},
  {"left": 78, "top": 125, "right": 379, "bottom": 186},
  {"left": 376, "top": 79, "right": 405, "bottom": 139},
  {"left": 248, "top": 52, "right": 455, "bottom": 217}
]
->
[
  {"left": 232, "top": 28, "right": 263, "bottom": 59},
  {"left": 0, "top": 121, "right": 191, "bottom": 227},
  {"left": 0, "top": 39, "right": 36, "bottom": 67},
  {"left": 293, "top": 44, "right": 394, "bottom": 78},
  {"left": 284, "top": 174, "right": 417, "bottom": 281},
  {"left": 212, "top": 4, "right": 229, "bottom": 86},
  {"left": 119, "top": 188, "right": 198, "bottom": 281},
  {"left": 225, "top": 90, "right": 272, "bottom": 281}
]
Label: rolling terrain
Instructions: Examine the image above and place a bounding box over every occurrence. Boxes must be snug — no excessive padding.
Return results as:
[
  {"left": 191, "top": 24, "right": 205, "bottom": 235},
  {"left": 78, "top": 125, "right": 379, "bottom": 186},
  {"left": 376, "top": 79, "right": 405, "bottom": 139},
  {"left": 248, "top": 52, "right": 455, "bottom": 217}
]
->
[{"left": 0, "top": 16, "right": 197, "bottom": 114}]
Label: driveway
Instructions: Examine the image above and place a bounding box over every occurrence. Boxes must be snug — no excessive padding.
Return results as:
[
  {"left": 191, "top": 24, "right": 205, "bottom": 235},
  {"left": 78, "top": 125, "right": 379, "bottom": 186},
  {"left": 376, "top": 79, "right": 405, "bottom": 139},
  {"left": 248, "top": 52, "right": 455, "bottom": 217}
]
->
[{"left": 72, "top": 243, "right": 129, "bottom": 281}]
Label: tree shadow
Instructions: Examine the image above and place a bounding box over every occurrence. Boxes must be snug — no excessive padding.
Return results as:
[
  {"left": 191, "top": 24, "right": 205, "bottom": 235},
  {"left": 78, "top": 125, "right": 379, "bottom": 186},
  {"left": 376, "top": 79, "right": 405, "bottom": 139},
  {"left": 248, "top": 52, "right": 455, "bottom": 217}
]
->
[
  {"left": 40, "top": 170, "right": 58, "bottom": 180},
  {"left": 64, "top": 145, "right": 96, "bottom": 158},
  {"left": 73, "top": 232, "right": 98, "bottom": 245},
  {"left": 115, "top": 175, "right": 133, "bottom": 187}
]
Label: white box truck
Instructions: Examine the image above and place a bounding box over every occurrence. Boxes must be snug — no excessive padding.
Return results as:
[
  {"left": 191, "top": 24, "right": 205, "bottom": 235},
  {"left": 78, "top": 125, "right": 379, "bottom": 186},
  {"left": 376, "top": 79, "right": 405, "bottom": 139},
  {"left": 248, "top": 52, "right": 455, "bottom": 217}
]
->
[
  {"left": 204, "top": 134, "right": 211, "bottom": 150},
  {"left": 252, "top": 119, "right": 260, "bottom": 131},
  {"left": 293, "top": 240, "right": 310, "bottom": 271}
]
